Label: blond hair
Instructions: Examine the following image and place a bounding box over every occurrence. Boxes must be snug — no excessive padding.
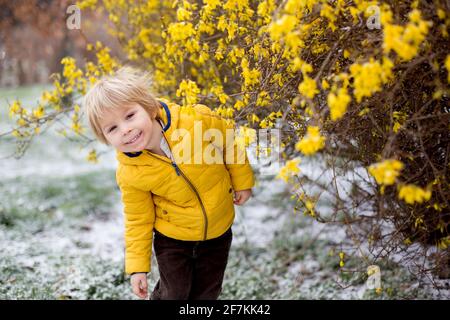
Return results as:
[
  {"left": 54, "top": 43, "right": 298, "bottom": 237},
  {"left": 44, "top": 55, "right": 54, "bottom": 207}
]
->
[{"left": 82, "top": 66, "right": 160, "bottom": 144}]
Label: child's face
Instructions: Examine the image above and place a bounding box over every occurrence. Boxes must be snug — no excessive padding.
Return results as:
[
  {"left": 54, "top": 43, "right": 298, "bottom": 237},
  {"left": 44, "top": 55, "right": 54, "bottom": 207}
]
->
[{"left": 99, "top": 103, "right": 161, "bottom": 153}]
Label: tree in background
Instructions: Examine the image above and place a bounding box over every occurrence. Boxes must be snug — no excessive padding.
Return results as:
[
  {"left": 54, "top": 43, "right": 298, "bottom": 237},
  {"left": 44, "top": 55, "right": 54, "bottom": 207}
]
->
[
  {"left": 2, "top": 0, "right": 450, "bottom": 283},
  {"left": 0, "top": 0, "right": 121, "bottom": 86}
]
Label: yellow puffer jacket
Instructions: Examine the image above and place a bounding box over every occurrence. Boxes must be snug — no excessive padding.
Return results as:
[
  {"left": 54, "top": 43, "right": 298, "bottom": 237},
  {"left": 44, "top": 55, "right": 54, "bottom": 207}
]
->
[{"left": 115, "top": 98, "right": 255, "bottom": 274}]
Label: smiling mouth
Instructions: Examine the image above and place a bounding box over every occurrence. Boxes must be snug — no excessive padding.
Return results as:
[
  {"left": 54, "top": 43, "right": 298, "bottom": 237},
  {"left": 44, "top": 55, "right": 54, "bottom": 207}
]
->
[{"left": 125, "top": 131, "right": 142, "bottom": 145}]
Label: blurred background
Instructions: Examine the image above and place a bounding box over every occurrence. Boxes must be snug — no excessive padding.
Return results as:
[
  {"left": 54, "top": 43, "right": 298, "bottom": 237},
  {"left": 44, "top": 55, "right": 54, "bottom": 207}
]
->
[{"left": 0, "top": 0, "right": 124, "bottom": 87}]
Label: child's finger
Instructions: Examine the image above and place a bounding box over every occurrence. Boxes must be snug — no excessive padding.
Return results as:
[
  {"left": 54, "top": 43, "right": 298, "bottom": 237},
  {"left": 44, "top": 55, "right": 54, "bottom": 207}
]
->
[
  {"left": 140, "top": 289, "right": 148, "bottom": 299},
  {"left": 132, "top": 282, "right": 141, "bottom": 297},
  {"left": 137, "top": 279, "right": 148, "bottom": 298},
  {"left": 140, "top": 282, "right": 148, "bottom": 294},
  {"left": 140, "top": 279, "right": 148, "bottom": 291}
]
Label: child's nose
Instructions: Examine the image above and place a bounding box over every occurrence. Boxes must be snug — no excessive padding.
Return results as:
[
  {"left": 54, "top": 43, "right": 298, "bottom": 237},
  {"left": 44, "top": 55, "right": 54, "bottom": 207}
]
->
[{"left": 122, "top": 127, "right": 133, "bottom": 135}]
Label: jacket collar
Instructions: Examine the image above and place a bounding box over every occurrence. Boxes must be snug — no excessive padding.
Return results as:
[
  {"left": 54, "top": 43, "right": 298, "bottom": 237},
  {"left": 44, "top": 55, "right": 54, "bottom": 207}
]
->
[{"left": 123, "top": 100, "right": 171, "bottom": 158}]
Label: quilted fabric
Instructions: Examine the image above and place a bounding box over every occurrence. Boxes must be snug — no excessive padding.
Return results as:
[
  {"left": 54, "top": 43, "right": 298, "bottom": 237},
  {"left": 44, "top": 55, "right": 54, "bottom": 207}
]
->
[{"left": 115, "top": 98, "right": 255, "bottom": 274}]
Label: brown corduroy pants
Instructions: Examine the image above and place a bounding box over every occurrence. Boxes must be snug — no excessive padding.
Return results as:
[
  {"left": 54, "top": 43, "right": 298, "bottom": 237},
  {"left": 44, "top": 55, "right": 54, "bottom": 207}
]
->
[{"left": 150, "top": 227, "right": 233, "bottom": 300}]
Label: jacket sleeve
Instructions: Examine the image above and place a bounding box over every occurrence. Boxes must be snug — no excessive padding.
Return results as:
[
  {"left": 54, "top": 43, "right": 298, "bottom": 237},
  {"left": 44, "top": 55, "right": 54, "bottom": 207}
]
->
[
  {"left": 116, "top": 168, "right": 155, "bottom": 275},
  {"left": 193, "top": 104, "right": 255, "bottom": 191}
]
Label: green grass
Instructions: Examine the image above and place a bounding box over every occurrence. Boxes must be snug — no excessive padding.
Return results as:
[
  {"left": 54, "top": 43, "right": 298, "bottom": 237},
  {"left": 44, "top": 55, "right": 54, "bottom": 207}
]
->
[{"left": 0, "top": 170, "right": 117, "bottom": 231}]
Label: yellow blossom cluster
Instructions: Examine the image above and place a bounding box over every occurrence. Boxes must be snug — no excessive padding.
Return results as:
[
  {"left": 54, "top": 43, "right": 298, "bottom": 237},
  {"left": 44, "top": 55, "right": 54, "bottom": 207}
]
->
[
  {"left": 327, "top": 87, "right": 351, "bottom": 121},
  {"left": 368, "top": 159, "right": 404, "bottom": 186},
  {"left": 277, "top": 158, "right": 301, "bottom": 182},
  {"left": 297, "top": 62, "right": 318, "bottom": 100},
  {"left": 241, "top": 57, "right": 261, "bottom": 89},
  {"left": 446, "top": 55, "right": 450, "bottom": 83},
  {"left": 382, "top": 9, "right": 432, "bottom": 61},
  {"left": 86, "top": 149, "right": 99, "bottom": 163},
  {"left": 339, "top": 251, "right": 345, "bottom": 268},
  {"left": 176, "top": 79, "right": 200, "bottom": 105},
  {"left": 295, "top": 126, "right": 326, "bottom": 155},
  {"left": 298, "top": 76, "right": 318, "bottom": 99},
  {"left": 349, "top": 57, "right": 393, "bottom": 102},
  {"left": 398, "top": 184, "right": 432, "bottom": 204}
]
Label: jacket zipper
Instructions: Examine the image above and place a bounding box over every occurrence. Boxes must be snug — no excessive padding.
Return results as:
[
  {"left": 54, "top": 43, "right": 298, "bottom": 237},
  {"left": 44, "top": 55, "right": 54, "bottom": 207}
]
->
[{"left": 145, "top": 135, "right": 209, "bottom": 241}]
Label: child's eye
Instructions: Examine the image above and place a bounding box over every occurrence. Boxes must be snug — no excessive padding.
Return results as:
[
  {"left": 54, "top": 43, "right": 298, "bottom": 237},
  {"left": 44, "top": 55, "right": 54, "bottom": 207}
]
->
[
  {"left": 126, "top": 113, "right": 135, "bottom": 119},
  {"left": 108, "top": 126, "right": 117, "bottom": 133}
]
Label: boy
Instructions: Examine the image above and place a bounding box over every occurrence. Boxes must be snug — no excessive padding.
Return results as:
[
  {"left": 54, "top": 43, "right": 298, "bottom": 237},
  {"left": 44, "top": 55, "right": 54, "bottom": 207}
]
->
[{"left": 82, "top": 66, "right": 254, "bottom": 299}]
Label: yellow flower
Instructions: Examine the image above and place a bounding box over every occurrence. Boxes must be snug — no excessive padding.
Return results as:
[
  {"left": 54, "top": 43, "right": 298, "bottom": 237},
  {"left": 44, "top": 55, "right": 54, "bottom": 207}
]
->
[
  {"left": 393, "top": 111, "right": 407, "bottom": 133},
  {"left": 176, "top": 7, "right": 192, "bottom": 21},
  {"left": 256, "top": 91, "right": 270, "bottom": 107},
  {"left": 398, "top": 184, "right": 432, "bottom": 204},
  {"left": 301, "top": 63, "right": 313, "bottom": 75},
  {"left": 437, "top": 236, "right": 450, "bottom": 250},
  {"left": 86, "top": 149, "right": 98, "bottom": 163},
  {"left": 320, "top": 3, "right": 338, "bottom": 31},
  {"left": 383, "top": 9, "right": 431, "bottom": 61},
  {"left": 9, "top": 100, "right": 22, "bottom": 118},
  {"left": 227, "top": 46, "right": 245, "bottom": 64},
  {"left": 343, "top": 49, "right": 351, "bottom": 59},
  {"left": 167, "top": 22, "right": 196, "bottom": 41},
  {"left": 32, "top": 106, "right": 45, "bottom": 119},
  {"left": 268, "top": 14, "right": 297, "bottom": 41},
  {"left": 328, "top": 87, "right": 351, "bottom": 121},
  {"left": 234, "top": 100, "right": 245, "bottom": 111},
  {"left": 295, "top": 126, "right": 326, "bottom": 156},
  {"left": 298, "top": 76, "right": 318, "bottom": 99},
  {"left": 96, "top": 47, "right": 118, "bottom": 74},
  {"left": 445, "top": 55, "right": 450, "bottom": 83},
  {"left": 284, "top": 0, "right": 316, "bottom": 13},
  {"left": 71, "top": 121, "right": 84, "bottom": 135},
  {"left": 257, "top": 0, "right": 275, "bottom": 23},
  {"left": 242, "top": 67, "right": 261, "bottom": 88},
  {"left": 176, "top": 79, "right": 200, "bottom": 105},
  {"left": 12, "top": 130, "right": 21, "bottom": 138},
  {"left": 78, "top": 0, "right": 97, "bottom": 10},
  {"left": 368, "top": 159, "right": 404, "bottom": 186},
  {"left": 304, "top": 200, "right": 316, "bottom": 217},
  {"left": 277, "top": 158, "right": 301, "bottom": 182},
  {"left": 17, "top": 118, "right": 27, "bottom": 127},
  {"left": 259, "top": 118, "right": 274, "bottom": 128},
  {"left": 350, "top": 58, "right": 393, "bottom": 102},
  {"left": 61, "top": 56, "right": 83, "bottom": 85},
  {"left": 250, "top": 113, "right": 260, "bottom": 123}
]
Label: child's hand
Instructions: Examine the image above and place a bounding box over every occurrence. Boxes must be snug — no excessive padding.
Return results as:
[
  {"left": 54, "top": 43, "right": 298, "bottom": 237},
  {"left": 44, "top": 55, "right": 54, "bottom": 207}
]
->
[
  {"left": 233, "top": 189, "right": 252, "bottom": 205},
  {"left": 130, "top": 273, "right": 148, "bottom": 299}
]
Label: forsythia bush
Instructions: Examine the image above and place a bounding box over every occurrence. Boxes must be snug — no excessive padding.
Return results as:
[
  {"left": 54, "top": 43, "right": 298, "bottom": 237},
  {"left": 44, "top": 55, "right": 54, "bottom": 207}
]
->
[{"left": 4, "top": 0, "right": 450, "bottom": 277}]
